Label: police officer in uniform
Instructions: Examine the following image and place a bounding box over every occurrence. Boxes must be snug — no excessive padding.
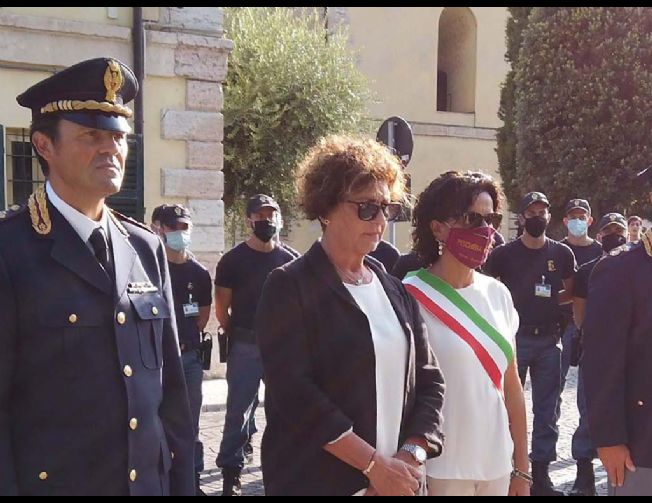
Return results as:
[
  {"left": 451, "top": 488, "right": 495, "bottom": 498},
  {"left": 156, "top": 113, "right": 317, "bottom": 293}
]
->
[
  {"left": 152, "top": 204, "right": 213, "bottom": 495},
  {"left": 582, "top": 168, "right": 652, "bottom": 495},
  {"left": 485, "top": 191, "right": 576, "bottom": 496},
  {"left": 0, "top": 58, "right": 194, "bottom": 495}
]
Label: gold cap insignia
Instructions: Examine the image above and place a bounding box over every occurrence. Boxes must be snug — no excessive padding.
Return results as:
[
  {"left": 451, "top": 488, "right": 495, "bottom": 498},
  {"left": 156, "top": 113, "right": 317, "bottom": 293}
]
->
[
  {"left": 175, "top": 207, "right": 182, "bottom": 216},
  {"left": 575, "top": 200, "right": 581, "bottom": 206},
  {"left": 104, "top": 60, "right": 124, "bottom": 103},
  {"left": 532, "top": 193, "right": 539, "bottom": 200},
  {"left": 610, "top": 215, "right": 617, "bottom": 221}
]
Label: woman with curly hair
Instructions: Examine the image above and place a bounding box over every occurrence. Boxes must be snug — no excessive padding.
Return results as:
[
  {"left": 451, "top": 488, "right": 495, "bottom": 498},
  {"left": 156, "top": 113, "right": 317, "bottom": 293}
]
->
[
  {"left": 403, "top": 171, "right": 530, "bottom": 496},
  {"left": 255, "top": 135, "right": 445, "bottom": 496}
]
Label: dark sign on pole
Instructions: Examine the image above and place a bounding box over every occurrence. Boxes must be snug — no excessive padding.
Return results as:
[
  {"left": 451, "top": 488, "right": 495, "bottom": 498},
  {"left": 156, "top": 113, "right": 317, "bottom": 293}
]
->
[
  {"left": 376, "top": 116, "right": 413, "bottom": 167},
  {"left": 376, "top": 117, "right": 414, "bottom": 233}
]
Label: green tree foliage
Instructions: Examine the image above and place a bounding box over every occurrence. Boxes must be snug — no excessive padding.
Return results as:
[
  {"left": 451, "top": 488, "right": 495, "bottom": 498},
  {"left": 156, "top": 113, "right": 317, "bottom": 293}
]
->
[
  {"left": 496, "top": 7, "right": 532, "bottom": 213},
  {"left": 514, "top": 7, "right": 652, "bottom": 223},
  {"left": 223, "top": 7, "right": 371, "bottom": 239}
]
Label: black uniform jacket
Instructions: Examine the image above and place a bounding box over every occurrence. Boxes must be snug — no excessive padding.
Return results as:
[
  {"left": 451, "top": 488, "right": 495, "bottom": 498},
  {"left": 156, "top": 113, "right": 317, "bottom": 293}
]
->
[
  {"left": 0, "top": 196, "right": 194, "bottom": 495},
  {"left": 255, "top": 241, "right": 445, "bottom": 496},
  {"left": 583, "top": 234, "right": 652, "bottom": 468}
]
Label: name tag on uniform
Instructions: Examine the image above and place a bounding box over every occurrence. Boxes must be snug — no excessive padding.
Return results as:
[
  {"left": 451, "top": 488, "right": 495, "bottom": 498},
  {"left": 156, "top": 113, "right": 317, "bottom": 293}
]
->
[
  {"left": 183, "top": 302, "right": 199, "bottom": 317},
  {"left": 535, "top": 275, "right": 552, "bottom": 298},
  {"left": 127, "top": 281, "right": 158, "bottom": 294}
]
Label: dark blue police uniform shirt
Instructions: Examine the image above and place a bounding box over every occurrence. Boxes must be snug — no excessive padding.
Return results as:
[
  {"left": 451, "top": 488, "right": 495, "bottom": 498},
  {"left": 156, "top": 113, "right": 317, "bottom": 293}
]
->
[
  {"left": 561, "top": 238, "right": 602, "bottom": 317},
  {"left": 169, "top": 257, "right": 212, "bottom": 350},
  {"left": 214, "top": 242, "right": 296, "bottom": 331},
  {"left": 485, "top": 238, "right": 576, "bottom": 327}
]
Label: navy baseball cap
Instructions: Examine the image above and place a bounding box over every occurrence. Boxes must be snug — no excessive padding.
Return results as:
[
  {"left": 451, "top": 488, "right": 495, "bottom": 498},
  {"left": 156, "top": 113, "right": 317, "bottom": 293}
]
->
[
  {"left": 519, "top": 192, "right": 550, "bottom": 214},
  {"left": 598, "top": 213, "right": 627, "bottom": 232},
  {"left": 246, "top": 194, "right": 280, "bottom": 216},
  {"left": 153, "top": 204, "right": 192, "bottom": 227},
  {"left": 17, "top": 57, "right": 138, "bottom": 133},
  {"left": 564, "top": 198, "right": 591, "bottom": 215}
]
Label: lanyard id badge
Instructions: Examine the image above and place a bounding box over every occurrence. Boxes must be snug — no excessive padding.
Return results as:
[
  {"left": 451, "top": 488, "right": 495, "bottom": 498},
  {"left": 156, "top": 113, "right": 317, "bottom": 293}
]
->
[
  {"left": 535, "top": 275, "right": 552, "bottom": 298},
  {"left": 183, "top": 293, "right": 199, "bottom": 317}
]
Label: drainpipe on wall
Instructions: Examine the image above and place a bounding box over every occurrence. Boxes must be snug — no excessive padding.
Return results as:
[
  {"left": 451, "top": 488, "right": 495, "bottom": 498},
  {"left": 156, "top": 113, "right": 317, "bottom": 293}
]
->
[{"left": 133, "top": 7, "right": 145, "bottom": 135}]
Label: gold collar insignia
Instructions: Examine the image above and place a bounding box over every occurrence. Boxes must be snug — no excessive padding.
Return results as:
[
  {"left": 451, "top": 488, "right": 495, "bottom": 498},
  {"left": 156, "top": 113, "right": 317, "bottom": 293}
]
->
[{"left": 28, "top": 185, "right": 52, "bottom": 235}]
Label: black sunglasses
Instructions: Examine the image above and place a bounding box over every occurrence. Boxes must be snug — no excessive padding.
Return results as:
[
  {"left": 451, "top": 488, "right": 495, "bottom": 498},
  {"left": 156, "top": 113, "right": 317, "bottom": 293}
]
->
[
  {"left": 459, "top": 211, "right": 503, "bottom": 229},
  {"left": 347, "top": 200, "right": 402, "bottom": 222}
]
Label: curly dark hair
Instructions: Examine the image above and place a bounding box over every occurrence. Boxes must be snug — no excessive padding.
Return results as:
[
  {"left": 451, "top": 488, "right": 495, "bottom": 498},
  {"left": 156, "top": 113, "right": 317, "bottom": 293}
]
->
[
  {"left": 412, "top": 171, "right": 503, "bottom": 265},
  {"left": 296, "top": 134, "right": 407, "bottom": 223}
]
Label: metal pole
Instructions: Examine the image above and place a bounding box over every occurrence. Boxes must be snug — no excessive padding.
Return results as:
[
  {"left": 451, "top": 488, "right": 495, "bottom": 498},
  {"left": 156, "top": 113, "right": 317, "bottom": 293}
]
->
[
  {"left": 133, "top": 7, "right": 145, "bottom": 136},
  {"left": 388, "top": 120, "right": 396, "bottom": 246}
]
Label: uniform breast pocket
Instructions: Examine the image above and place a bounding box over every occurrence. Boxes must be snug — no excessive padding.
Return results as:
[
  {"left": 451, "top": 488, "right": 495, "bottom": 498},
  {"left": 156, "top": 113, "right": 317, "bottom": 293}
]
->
[
  {"left": 129, "top": 292, "right": 171, "bottom": 370},
  {"left": 39, "top": 306, "right": 114, "bottom": 379}
]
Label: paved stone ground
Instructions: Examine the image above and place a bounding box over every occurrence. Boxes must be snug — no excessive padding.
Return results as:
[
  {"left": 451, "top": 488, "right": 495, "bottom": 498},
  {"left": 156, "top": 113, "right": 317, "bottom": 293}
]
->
[{"left": 198, "top": 366, "right": 608, "bottom": 496}]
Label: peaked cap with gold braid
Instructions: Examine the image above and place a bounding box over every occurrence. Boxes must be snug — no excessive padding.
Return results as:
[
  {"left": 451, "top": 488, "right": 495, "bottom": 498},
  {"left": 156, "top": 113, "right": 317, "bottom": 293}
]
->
[{"left": 16, "top": 57, "right": 138, "bottom": 133}]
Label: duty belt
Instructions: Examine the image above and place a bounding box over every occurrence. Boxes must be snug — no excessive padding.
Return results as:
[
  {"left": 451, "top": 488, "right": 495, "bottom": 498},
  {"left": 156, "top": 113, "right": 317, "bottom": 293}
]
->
[{"left": 518, "top": 323, "right": 561, "bottom": 337}]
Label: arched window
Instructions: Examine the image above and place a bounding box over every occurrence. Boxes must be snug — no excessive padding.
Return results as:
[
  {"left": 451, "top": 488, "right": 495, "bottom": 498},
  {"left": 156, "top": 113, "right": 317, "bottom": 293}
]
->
[{"left": 437, "top": 7, "right": 477, "bottom": 113}]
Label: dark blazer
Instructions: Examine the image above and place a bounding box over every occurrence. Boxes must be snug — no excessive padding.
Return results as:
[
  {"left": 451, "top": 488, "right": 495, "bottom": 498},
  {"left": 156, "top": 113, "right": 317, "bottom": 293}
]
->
[
  {"left": 255, "top": 241, "right": 445, "bottom": 496},
  {"left": 0, "top": 199, "right": 194, "bottom": 496},
  {"left": 583, "top": 238, "right": 652, "bottom": 468}
]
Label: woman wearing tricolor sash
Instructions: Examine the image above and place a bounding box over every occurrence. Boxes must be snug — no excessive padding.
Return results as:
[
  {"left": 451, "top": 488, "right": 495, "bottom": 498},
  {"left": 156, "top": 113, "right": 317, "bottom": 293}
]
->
[{"left": 404, "top": 172, "right": 530, "bottom": 496}]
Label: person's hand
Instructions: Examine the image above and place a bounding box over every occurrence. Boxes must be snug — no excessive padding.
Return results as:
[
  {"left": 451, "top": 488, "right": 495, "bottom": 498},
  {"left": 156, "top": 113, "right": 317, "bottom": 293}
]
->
[
  {"left": 366, "top": 453, "right": 421, "bottom": 496},
  {"left": 394, "top": 449, "right": 423, "bottom": 470},
  {"left": 598, "top": 444, "right": 636, "bottom": 488},
  {"left": 508, "top": 476, "right": 531, "bottom": 496}
]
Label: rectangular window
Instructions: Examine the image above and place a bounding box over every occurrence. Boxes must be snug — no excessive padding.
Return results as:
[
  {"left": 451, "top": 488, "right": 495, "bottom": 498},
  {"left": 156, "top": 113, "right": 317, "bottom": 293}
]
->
[{"left": 4, "top": 128, "right": 45, "bottom": 207}]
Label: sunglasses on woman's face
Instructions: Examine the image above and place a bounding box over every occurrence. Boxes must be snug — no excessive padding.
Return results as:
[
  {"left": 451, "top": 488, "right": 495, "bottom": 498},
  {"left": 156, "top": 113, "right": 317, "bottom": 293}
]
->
[
  {"left": 347, "top": 200, "right": 402, "bottom": 222},
  {"left": 459, "top": 211, "right": 503, "bottom": 229}
]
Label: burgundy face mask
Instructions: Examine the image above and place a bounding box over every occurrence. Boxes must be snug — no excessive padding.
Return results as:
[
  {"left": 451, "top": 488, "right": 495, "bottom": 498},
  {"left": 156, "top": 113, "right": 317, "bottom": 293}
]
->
[{"left": 445, "top": 225, "right": 496, "bottom": 269}]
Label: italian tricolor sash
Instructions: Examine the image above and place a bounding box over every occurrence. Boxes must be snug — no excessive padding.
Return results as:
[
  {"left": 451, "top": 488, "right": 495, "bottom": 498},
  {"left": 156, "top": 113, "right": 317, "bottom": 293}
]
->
[{"left": 404, "top": 269, "right": 513, "bottom": 391}]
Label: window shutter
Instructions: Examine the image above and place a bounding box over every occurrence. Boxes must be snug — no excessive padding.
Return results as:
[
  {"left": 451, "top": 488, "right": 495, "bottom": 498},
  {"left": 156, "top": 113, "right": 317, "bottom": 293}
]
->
[{"left": 107, "top": 134, "right": 144, "bottom": 221}]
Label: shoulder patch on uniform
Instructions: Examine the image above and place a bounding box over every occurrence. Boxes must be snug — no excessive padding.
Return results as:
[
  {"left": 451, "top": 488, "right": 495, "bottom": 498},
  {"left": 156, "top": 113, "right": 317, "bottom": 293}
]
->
[
  {"left": 109, "top": 208, "right": 154, "bottom": 235},
  {"left": 0, "top": 203, "right": 27, "bottom": 223},
  {"left": 609, "top": 244, "right": 630, "bottom": 257}
]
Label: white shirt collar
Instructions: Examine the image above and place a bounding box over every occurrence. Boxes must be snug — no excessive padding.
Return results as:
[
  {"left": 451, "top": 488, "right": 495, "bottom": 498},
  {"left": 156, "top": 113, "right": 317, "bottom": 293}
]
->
[{"left": 46, "top": 181, "right": 110, "bottom": 243}]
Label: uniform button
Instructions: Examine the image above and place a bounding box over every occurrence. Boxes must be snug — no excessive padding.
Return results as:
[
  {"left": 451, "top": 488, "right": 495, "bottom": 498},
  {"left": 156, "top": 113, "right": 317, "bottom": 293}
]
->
[
  {"left": 151, "top": 306, "right": 158, "bottom": 316},
  {"left": 39, "top": 471, "right": 48, "bottom": 481},
  {"left": 123, "top": 365, "right": 133, "bottom": 377},
  {"left": 171, "top": 451, "right": 175, "bottom": 460},
  {"left": 129, "top": 418, "right": 138, "bottom": 430},
  {"left": 68, "top": 314, "right": 78, "bottom": 324},
  {"left": 129, "top": 469, "right": 137, "bottom": 482},
  {"left": 117, "top": 312, "right": 126, "bottom": 324},
  {"left": 638, "top": 400, "right": 644, "bottom": 406}
]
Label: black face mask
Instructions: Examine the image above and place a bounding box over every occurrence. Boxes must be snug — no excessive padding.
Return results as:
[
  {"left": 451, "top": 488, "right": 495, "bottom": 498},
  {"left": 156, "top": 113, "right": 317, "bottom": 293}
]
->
[
  {"left": 602, "top": 234, "right": 627, "bottom": 254},
  {"left": 524, "top": 216, "right": 548, "bottom": 238},
  {"left": 253, "top": 220, "right": 277, "bottom": 243}
]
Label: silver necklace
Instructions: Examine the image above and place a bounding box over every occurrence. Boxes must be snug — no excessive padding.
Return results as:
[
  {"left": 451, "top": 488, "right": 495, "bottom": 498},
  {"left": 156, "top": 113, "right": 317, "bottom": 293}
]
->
[{"left": 336, "top": 265, "right": 370, "bottom": 285}]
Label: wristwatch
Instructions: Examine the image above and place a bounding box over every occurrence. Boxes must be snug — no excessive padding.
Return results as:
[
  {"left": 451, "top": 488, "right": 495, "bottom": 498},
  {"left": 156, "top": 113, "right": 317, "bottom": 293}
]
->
[{"left": 400, "top": 443, "right": 427, "bottom": 465}]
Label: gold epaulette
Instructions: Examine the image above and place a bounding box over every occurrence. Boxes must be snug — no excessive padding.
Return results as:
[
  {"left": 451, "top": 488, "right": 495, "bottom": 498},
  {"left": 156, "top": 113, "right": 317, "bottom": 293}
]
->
[{"left": 109, "top": 208, "right": 154, "bottom": 236}]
